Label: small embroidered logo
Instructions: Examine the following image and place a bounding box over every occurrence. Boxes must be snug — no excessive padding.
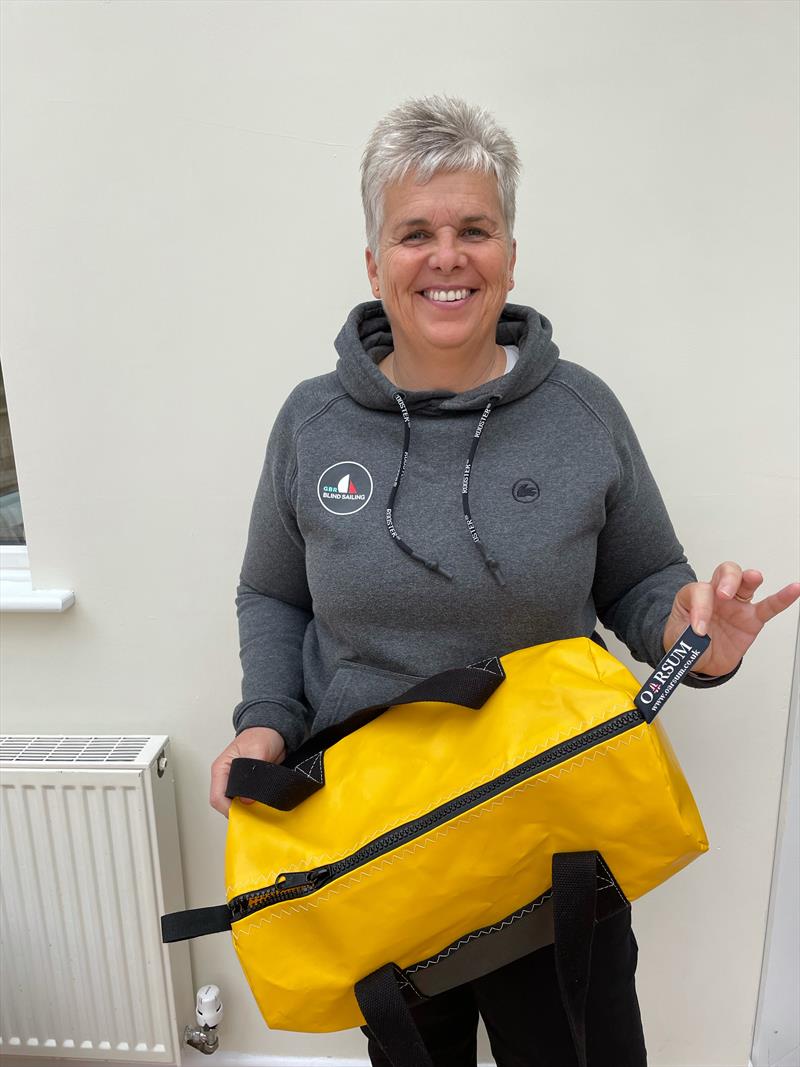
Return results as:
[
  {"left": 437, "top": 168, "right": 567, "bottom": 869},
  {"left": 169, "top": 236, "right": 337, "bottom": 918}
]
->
[
  {"left": 317, "top": 461, "right": 373, "bottom": 515},
  {"left": 512, "top": 478, "right": 540, "bottom": 503}
]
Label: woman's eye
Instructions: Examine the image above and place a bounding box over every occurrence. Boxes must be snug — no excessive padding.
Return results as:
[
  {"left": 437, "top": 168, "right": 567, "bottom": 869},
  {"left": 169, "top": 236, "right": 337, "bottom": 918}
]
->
[{"left": 403, "top": 228, "right": 487, "bottom": 242}]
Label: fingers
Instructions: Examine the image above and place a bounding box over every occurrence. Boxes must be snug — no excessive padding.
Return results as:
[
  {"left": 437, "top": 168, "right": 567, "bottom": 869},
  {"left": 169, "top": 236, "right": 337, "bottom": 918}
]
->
[
  {"left": 210, "top": 728, "right": 287, "bottom": 818},
  {"left": 716, "top": 565, "right": 764, "bottom": 603},
  {"left": 710, "top": 561, "right": 745, "bottom": 600},
  {"left": 754, "top": 581, "right": 800, "bottom": 625},
  {"left": 680, "top": 563, "right": 761, "bottom": 634},
  {"left": 209, "top": 755, "right": 233, "bottom": 819},
  {"left": 702, "top": 562, "right": 800, "bottom": 629},
  {"left": 685, "top": 581, "right": 715, "bottom": 635},
  {"left": 210, "top": 749, "right": 257, "bottom": 817}
]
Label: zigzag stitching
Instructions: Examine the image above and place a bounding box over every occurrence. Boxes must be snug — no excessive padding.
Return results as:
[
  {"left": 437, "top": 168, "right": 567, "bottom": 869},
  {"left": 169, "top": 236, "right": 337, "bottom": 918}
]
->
[
  {"left": 231, "top": 728, "right": 644, "bottom": 940},
  {"left": 406, "top": 890, "right": 554, "bottom": 972},
  {"left": 404, "top": 863, "right": 619, "bottom": 973},
  {"left": 233, "top": 829, "right": 454, "bottom": 940},
  {"left": 226, "top": 702, "right": 634, "bottom": 896}
]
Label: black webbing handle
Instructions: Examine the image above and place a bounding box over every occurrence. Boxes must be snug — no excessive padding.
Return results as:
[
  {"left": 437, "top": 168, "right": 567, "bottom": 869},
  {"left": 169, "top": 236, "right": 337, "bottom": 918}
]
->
[
  {"left": 291, "top": 663, "right": 503, "bottom": 764},
  {"left": 354, "top": 851, "right": 610, "bottom": 1067},
  {"left": 226, "top": 756, "right": 320, "bottom": 811},
  {"left": 226, "top": 634, "right": 610, "bottom": 811},
  {"left": 226, "top": 662, "right": 504, "bottom": 811}
]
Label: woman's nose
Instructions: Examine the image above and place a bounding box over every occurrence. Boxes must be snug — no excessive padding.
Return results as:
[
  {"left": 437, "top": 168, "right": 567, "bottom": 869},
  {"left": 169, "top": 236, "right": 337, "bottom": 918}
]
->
[{"left": 428, "top": 235, "right": 467, "bottom": 273}]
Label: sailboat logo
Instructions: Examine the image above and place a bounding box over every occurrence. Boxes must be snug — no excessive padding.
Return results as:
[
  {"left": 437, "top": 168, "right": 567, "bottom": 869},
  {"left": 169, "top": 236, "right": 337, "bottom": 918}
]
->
[{"left": 317, "top": 461, "right": 374, "bottom": 516}]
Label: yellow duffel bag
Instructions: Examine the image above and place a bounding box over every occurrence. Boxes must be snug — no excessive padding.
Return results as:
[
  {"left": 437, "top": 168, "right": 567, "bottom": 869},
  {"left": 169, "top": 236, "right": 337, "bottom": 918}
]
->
[{"left": 162, "top": 626, "right": 711, "bottom": 1067}]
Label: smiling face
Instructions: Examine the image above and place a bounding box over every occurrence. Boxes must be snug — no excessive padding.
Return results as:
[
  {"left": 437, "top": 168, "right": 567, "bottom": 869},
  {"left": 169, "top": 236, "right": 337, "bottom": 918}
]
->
[{"left": 365, "top": 169, "right": 516, "bottom": 355}]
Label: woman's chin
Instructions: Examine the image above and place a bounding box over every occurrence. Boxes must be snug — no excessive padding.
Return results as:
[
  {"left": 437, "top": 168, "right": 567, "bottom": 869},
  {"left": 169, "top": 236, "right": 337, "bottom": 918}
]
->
[
  {"left": 416, "top": 325, "right": 481, "bottom": 350},
  {"left": 411, "top": 309, "right": 482, "bottom": 346}
]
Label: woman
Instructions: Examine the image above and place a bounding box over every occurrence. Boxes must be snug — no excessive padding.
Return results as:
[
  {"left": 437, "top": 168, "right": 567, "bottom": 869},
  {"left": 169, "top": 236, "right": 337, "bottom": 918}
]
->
[{"left": 210, "top": 96, "right": 799, "bottom": 1065}]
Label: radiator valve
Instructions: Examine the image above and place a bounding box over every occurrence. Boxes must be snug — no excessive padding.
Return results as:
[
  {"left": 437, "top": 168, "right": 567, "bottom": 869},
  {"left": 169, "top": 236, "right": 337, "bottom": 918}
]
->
[{"left": 184, "top": 984, "right": 223, "bottom": 1055}]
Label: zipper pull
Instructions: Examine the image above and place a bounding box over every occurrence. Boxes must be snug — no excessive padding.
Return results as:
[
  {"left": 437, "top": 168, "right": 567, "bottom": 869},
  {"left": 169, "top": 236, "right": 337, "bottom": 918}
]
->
[
  {"left": 275, "top": 871, "right": 315, "bottom": 889},
  {"left": 275, "top": 866, "right": 331, "bottom": 890}
]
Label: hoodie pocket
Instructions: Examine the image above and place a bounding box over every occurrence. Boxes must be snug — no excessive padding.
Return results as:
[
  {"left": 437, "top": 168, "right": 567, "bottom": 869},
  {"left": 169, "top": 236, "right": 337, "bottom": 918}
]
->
[{"left": 312, "top": 662, "right": 426, "bottom": 736}]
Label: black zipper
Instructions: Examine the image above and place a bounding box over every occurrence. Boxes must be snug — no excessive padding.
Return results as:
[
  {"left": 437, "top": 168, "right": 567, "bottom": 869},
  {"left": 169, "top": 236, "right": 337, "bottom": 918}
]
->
[{"left": 228, "top": 707, "right": 644, "bottom": 922}]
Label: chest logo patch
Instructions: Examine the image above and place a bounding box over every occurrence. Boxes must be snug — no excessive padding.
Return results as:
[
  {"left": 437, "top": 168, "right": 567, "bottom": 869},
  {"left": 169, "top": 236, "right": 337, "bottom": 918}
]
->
[
  {"left": 512, "top": 478, "right": 540, "bottom": 503},
  {"left": 317, "top": 461, "right": 373, "bottom": 515}
]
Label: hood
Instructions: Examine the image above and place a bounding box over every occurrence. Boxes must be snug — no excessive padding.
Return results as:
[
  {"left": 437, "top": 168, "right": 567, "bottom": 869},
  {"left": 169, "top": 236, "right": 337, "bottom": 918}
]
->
[
  {"left": 332, "top": 300, "right": 562, "bottom": 589},
  {"left": 334, "top": 299, "right": 560, "bottom": 413}
]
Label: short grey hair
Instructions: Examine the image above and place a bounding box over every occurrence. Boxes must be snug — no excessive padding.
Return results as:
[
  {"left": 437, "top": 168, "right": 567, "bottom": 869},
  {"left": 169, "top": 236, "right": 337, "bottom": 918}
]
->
[{"left": 360, "top": 94, "right": 522, "bottom": 260}]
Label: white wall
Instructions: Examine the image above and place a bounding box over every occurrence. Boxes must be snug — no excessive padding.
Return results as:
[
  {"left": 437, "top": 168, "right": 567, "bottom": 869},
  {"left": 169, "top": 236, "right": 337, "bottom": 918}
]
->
[
  {"left": 752, "top": 625, "right": 800, "bottom": 1067},
  {"left": 1, "top": 1, "right": 797, "bottom": 1063}
]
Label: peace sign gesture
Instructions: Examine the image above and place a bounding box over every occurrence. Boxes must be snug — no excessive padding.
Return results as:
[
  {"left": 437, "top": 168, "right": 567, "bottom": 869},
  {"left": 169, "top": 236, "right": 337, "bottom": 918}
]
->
[{"left": 662, "top": 563, "right": 800, "bottom": 678}]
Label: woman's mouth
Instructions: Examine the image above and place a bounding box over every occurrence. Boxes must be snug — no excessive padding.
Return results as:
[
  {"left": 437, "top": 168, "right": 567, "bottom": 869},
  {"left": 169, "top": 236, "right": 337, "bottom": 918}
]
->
[{"left": 417, "top": 288, "right": 477, "bottom": 308}]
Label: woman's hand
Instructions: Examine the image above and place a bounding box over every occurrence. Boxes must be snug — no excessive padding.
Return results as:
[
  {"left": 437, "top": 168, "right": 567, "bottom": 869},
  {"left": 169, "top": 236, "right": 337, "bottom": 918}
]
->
[
  {"left": 662, "top": 563, "right": 800, "bottom": 677},
  {"left": 210, "top": 726, "right": 287, "bottom": 818}
]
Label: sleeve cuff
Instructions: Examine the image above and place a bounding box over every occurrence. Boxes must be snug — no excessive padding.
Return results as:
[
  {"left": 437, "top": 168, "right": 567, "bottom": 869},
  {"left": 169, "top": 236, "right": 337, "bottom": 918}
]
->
[
  {"left": 233, "top": 699, "right": 310, "bottom": 753},
  {"left": 681, "top": 657, "right": 744, "bottom": 689}
]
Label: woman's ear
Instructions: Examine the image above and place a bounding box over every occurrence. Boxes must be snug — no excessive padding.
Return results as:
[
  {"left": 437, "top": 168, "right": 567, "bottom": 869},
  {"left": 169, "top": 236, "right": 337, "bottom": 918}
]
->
[{"left": 365, "top": 247, "right": 380, "bottom": 295}]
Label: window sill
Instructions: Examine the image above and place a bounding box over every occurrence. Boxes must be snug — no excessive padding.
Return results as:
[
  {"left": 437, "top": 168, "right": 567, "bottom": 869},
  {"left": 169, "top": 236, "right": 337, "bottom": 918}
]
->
[{"left": 0, "top": 546, "right": 75, "bottom": 613}]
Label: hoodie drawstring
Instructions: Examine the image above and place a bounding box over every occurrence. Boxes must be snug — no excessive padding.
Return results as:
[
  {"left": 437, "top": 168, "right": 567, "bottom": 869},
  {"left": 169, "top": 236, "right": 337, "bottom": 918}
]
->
[
  {"left": 386, "top": 392, "right": 506, "bottom": 587},
  {"left": 463, "top": 398, "right": 506, "bottom": 587},
  {"left": 385, "top": 392, "right": 454, "bottom": 580}
]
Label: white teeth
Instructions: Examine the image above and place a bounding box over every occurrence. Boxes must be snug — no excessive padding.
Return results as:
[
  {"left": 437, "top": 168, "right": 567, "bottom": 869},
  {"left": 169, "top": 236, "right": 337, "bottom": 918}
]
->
[{"left": 423, "top": 288, "right": 472, "bottom": 302}]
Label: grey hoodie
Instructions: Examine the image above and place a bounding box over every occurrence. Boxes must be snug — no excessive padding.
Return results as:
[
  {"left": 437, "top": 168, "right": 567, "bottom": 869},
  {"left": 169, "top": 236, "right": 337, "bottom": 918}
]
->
[{"left": 233, "top": 300, "right": 739, "bottom": 752}]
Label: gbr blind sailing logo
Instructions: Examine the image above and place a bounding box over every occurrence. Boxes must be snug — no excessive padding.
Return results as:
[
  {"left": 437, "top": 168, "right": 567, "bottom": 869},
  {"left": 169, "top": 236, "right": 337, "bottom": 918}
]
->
[{"left": 317, "top": 461, "right": 374, "bottom": 515}]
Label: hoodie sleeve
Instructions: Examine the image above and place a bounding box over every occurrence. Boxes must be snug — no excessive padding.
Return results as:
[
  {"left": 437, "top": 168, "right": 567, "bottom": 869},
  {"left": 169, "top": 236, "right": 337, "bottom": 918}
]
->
[
  {"left": 589, "top": 377, "right": 742, "bottom": 688},
  {"left": 232, "top": 393, "right": 315, "bottom": 753}
]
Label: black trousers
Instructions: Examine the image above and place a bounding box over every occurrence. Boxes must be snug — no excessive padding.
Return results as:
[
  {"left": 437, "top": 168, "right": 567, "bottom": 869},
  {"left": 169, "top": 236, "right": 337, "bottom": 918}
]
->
[{"left": 361, "top": 908, "right": 647, "bottom": 1067}]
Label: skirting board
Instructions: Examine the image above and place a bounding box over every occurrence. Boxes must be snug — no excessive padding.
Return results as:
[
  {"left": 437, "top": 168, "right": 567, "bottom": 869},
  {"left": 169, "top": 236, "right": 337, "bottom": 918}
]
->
[
  {"left": 182, "top": 1057, "right": 496, "bottom": 1067},
  {"left": 183, "top": 1059, "right": 497, "bottom": 1067},
  {"left": 0, "top": 1059, "right": 496, "bottom": 1067},
  {"left": 0, "top": 1054, "right": 755, "bottom": 1066}
]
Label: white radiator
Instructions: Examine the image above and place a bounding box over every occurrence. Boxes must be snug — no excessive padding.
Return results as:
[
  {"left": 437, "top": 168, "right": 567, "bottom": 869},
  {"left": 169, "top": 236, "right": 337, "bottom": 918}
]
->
[{"left": 0, "top": 735, "right": 193, "bottom": 1064}]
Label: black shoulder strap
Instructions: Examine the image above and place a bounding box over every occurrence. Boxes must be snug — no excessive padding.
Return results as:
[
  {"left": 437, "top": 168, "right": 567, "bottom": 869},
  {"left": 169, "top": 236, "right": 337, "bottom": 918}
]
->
[
  {"left": 354, "top": 851, "right": 609, "bottom": 1067},
  {"left": 552, "top": 851, "right": 598, "bottom": 1067},
  {"left": 354, "top": 964, "right": 434, "bottom": 1067}
]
